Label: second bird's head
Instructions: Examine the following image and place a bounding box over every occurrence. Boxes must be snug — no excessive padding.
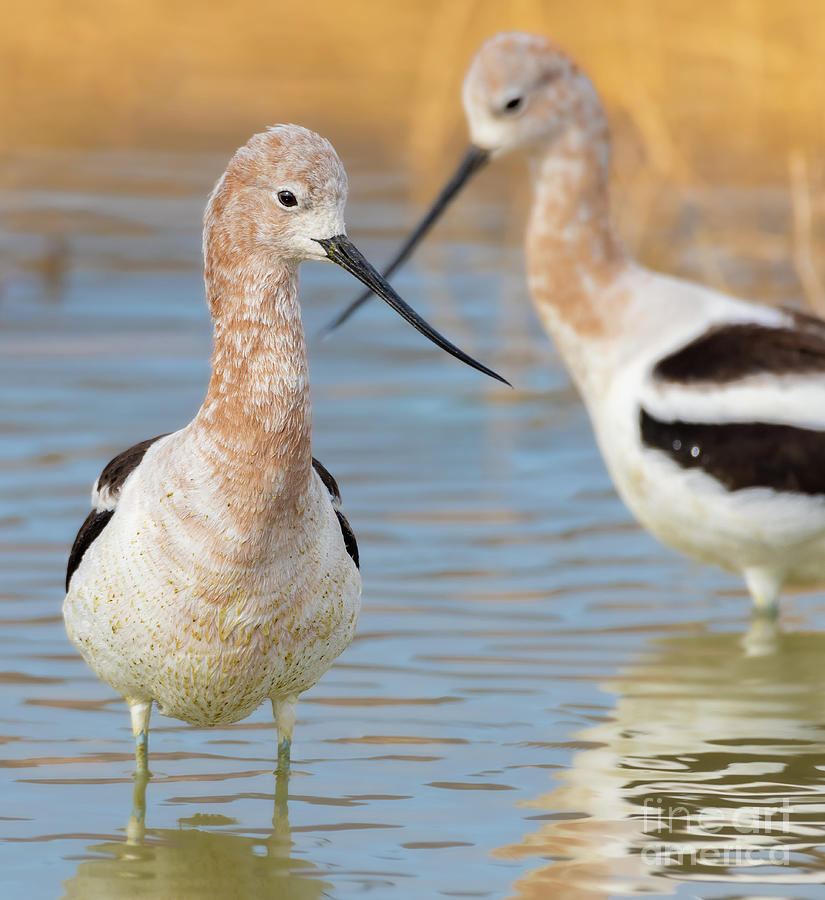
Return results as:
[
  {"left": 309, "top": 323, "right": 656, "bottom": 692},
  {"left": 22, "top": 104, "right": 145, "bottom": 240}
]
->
[
  {"left": 462, "top": 32, "right": 603, "bottom": 159},
  {"left": 320, "top": 33, "right": 606, "bottom": 337}
]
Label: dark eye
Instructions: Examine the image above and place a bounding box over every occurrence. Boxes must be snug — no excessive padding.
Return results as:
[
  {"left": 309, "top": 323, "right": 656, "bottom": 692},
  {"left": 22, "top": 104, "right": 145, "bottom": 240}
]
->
[
  {"left": 277, "top": 190, "right": 298, "bottom": 208},
  {"left": 503, "top": 96, "right": 523, "bottom": 113}
]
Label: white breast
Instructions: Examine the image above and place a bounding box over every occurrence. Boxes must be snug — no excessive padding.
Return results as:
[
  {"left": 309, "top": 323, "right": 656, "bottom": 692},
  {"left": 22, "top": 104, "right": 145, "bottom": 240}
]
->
[{"left": 63, "top": 438, "right": 361, "bottom": 727}]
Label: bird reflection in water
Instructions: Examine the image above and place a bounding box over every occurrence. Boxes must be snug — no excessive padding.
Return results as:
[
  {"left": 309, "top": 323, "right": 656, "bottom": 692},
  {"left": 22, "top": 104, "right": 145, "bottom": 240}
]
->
[
  {"left": 496, "top": 622, "right": 825, "bottom": 899},
  {"left": 61, "top": 769, "right": 328, "bottom": 900}
]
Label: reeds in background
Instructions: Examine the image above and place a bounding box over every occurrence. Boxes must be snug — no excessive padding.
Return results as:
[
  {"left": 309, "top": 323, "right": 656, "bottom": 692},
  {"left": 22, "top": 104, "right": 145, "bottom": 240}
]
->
[{"left": 2, "top": 0, "right": 825, "bottom": 308}]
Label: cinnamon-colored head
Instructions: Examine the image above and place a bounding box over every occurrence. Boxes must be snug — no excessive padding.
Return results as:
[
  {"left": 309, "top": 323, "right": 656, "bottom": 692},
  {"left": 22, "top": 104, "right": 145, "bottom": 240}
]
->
[
  {"left": 204, "top": 124, "right": 348, "bottom": 270},
  {"left": 462, "top": 32, "right": 604, "bottom": 156},
  {"left": 201, "top": 124, "right": 508, "bottom": 385}
]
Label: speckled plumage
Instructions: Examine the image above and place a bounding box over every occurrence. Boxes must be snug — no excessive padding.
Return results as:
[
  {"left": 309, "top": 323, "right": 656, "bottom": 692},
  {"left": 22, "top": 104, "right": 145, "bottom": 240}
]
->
[
  {"left": 64, "top": 126, "right": 361, "bottom": 757},
  {"left": 65, "top": 120, "right": 505, "bottom": 768}
]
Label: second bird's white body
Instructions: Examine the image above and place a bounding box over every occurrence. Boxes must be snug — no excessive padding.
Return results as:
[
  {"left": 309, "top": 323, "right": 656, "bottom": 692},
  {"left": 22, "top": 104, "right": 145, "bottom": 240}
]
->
[
  {"left": 556, "top": 264, "right": 825, "bottom": 604},
  {"left": 460, "top": 32, "right": 825, "bottom": 610}
]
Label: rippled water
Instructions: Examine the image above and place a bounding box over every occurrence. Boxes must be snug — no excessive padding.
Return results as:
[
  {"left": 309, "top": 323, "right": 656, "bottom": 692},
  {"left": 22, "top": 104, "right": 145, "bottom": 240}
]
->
[{"left": 3, "top": 149, "right": 825, "bottom": 899}]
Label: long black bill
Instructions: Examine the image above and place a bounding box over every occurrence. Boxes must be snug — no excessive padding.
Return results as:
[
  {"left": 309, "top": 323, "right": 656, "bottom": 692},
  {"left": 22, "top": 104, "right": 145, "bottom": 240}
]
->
[
  {"left": 315, "top": 234, "right": 508, "bottom": 386},
  {"left": 318, "top": 144, "right": 489, "bottom": 338}
]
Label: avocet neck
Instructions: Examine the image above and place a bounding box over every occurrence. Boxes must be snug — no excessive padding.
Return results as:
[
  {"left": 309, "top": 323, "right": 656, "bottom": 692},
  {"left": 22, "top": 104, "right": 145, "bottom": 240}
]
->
[
  {"left": 525, "top": 116, "right": 630, "bottom": 393},
  {"left": 191, "top": 244, "right": 312, "bottom": 518}
]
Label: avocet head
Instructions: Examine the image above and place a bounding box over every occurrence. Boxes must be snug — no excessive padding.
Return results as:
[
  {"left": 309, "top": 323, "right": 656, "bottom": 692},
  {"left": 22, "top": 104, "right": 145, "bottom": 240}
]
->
[
  {"left": 321, "top": 33, "right": 605, "bottom": 337},
  {"left": 206, "top": 125, "right": 349, "bottom": 264},
  {"left": 462, "top": 32, "right": 599, "bottom": 158},
  {"left": 205, "top": 125, "right": 508, "bottom": 384}
]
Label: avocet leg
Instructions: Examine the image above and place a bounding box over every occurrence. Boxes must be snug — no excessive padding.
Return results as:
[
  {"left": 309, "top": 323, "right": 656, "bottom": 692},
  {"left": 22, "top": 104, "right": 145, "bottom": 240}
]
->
[{"left": 128, "top": 698, "right": 152, "bottom": 775}]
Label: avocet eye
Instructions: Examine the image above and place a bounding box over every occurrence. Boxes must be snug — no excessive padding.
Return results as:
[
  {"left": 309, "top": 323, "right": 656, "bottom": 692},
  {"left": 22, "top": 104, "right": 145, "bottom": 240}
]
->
[
  {"left": 503, "top": 96, "right": 524, "bottom": 114},
  {"left": 277, "top": 190, "right": 298, "bottom": 208}
]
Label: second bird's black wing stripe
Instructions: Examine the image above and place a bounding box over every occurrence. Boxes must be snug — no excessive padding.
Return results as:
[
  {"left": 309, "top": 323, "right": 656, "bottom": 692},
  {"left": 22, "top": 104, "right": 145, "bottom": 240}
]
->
[
  {"left": 640, "top": 408, "right": 825, "bottom": 495},
  {"left": 66, "top": 510, "right": 114, "bottom": 590},
  {"left": 653, "top": 322, "right": 825, "bottom": 384},
  {"left": 66, "top": 433, "right": 168, "bottom": 591}
]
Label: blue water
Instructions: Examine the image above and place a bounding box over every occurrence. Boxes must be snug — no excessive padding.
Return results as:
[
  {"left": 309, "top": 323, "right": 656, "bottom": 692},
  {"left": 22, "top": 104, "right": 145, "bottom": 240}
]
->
[{"left": 2, "top": 149, "right": 825, "bottom": 899}]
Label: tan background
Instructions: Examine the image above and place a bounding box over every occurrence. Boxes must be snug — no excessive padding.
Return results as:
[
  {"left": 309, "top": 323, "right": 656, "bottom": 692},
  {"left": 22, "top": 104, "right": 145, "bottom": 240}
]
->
[
  {"left": 3, "top": 0, "right": 825, "bottom": 308},
  {"left": 2, "top": 0, "right": 823, "bottom": 175}
]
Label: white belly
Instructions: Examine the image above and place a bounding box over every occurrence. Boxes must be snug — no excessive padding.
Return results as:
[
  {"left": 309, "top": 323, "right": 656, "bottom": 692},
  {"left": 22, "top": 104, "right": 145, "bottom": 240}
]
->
[
  {"left": 592, "top": 381, "right": 825, "bottom": 587},
  {"left": 63, "top": 478, "right": 361, "bottom": 727}
]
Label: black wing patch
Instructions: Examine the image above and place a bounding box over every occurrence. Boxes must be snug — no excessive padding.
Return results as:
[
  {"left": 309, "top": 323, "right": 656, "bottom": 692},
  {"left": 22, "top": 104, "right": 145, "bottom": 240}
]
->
[
  {"left": 653, "top": 321, "right": 825, "bottom": 385},
  {"left": 312, "top": 456, "right": 358, "bottom": 567},
  {"left": 66, "top": 433, "right": 168, "bottom": 591},
  {"left": 66, "top": 509, "right": 114, "bottom": 590},
  {"left": 334, "top": 509, "right": 359, "bottom": 569},
  {"left": 640, "top": 408, "right": 825, "bottom": 495},
  {"left": 312, "top": 456, "right": 341, "bottom": 506},
  {"left": 97, "top": 434, "right": 169, "bottom": 502}
]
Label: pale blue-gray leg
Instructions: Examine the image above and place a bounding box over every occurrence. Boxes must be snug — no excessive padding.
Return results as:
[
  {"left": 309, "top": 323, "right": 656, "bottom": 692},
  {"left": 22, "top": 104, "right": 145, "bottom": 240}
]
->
[
  {"left": 743, "top": 567, "right": 781, "bottom": 619},
  {"left": 271, "top": 695, "right": 297, "bottom": 776},
  {"left": 128, "top": 698, "right": 152, "bottom": 775},
  {"left": 271, "top": 695, "right": 297, "bottom": 823}
]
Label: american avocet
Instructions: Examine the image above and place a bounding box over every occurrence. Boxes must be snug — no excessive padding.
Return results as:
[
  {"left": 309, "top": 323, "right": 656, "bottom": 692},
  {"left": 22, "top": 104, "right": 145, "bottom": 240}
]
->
[
  {"left": 326, "top": 32, "right": 825, "bottom": 616},
  {"left": 63, "top": 124, "right": 506, "bottom": 774}
]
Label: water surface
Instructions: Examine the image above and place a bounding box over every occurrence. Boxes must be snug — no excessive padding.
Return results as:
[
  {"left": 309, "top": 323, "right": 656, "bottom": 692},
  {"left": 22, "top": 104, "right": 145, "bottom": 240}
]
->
[{"left": 2, "top": 149, "right": 825, "bottom": 899}]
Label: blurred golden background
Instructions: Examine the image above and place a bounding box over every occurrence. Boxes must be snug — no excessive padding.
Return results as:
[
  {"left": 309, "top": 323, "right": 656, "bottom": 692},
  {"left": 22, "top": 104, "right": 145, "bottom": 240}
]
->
[
  {"left": 4, "top": 0, "right": 824, "bottom": 169},
  {"left": 3, "top": 0, "right": 825, "bottom": 307}
]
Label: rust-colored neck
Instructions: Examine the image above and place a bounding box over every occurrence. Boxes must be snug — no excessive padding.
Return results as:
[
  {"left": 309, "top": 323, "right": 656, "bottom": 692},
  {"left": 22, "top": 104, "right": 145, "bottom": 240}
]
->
[
  {"left": 525, "top": 121, "right": 628, "bottom": 345},
  {"left": 190, "top": 244, "right": 312, "bottom": 515}
]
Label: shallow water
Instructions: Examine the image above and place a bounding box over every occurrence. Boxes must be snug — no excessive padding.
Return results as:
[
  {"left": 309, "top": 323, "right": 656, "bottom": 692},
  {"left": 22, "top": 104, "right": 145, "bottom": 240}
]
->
[{"left": 2, "top": 149, "right": 825, "bottom": 900}]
